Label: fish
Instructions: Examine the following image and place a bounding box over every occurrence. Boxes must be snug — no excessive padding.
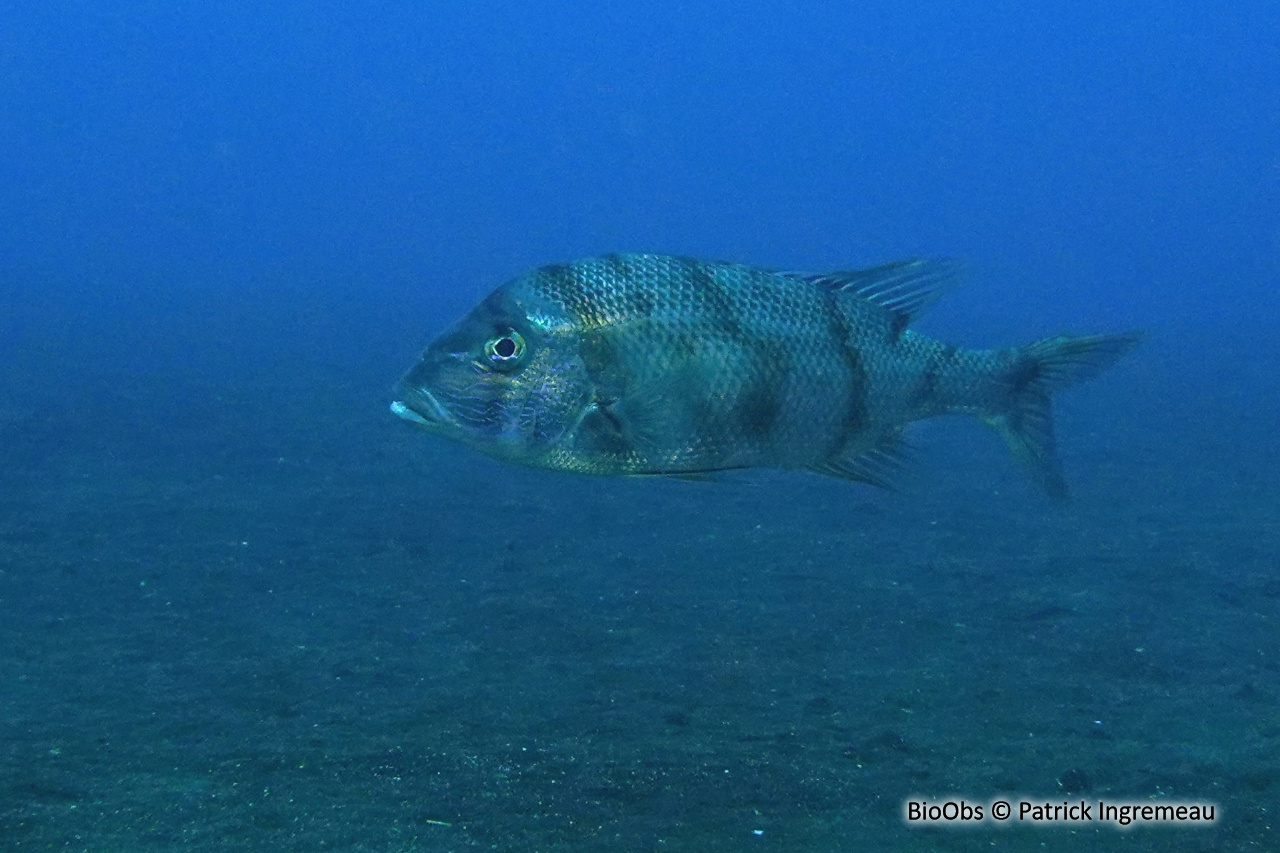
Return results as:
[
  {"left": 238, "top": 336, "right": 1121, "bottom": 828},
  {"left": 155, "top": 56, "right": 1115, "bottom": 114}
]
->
[{"left": 391, "top": 253, "right": 1139, "bottom": 499}]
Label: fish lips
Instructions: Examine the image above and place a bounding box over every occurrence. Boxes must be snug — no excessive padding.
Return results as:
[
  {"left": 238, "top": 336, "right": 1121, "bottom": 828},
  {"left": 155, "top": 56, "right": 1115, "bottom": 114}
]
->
[{"left": 390, "top": 385, "right": 453, "bottom": 429}]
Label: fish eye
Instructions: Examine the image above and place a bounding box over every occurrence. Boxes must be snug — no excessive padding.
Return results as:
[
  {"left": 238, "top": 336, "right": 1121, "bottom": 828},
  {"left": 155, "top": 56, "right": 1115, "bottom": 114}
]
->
[{"left": 484, "top": 330, "right": 526, "bottom": 370}]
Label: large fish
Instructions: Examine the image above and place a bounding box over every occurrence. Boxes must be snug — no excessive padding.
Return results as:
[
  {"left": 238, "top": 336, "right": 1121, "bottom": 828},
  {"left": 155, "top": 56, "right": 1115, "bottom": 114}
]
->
[{"left": 392, "top": 254, "right": 1138, "bottom": 498}]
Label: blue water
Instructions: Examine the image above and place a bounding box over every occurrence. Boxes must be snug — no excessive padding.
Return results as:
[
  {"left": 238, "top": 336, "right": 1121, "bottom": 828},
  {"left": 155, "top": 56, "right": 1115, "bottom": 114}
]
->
[{"left": 2, "top": 2, "right": 1277, "bottom": 850}]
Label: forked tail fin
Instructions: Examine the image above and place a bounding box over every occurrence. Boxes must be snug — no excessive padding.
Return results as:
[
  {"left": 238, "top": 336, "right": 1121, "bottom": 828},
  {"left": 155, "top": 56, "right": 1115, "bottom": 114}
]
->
[{"left": 983, "top": 333, "right": 1141, "bottom": 500}]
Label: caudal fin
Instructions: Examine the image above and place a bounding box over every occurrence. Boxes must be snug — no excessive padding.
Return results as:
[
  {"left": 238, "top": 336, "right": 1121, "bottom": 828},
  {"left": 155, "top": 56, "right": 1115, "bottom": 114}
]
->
[{"left": 983, "top": 333, "right": 1141, "bottom": 500}]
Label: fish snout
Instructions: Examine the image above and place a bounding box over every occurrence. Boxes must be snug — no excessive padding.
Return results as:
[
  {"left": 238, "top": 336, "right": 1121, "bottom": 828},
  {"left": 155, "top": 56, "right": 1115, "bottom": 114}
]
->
[{"left": 391, "top": 384, "right": 453, "bottom": 428}]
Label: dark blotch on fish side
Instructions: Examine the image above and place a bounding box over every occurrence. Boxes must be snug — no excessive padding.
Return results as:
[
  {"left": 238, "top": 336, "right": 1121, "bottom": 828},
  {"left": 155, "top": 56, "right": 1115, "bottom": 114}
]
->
[
  {"left": 913, "top": 343, "right": 954, "bottom": 409},
  {"left": 914, "top": 366, "right": 939, "bottom": 408},
  {"left": 1003, "top": 353, "right": 1042, "bottom": 396},
  {"left": 889, "top": 311, "right": 910, "bottom": 341},
  {"left": 737, "top": 381, "right": 782, "bottom": 440},
  {"left": 603, "top": 253, "right": 631, "bottom": 281},
  {"left": 686, "top": 258, "right": 751, "bottom": 343},
  {"left": 824, "top": 305, "right": 868, "bottom": 436},
  {"left": 540, "top": 263, "right": 591, "bottom": 323},
  {"left": 604, "top": 255, "right": 655, "bottom": 317}
]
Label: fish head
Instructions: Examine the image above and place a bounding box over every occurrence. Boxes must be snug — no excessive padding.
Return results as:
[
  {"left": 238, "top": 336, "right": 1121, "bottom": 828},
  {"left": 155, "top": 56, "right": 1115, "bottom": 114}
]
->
[{"left": 392, "top": 276, "right": 592, "bottom": 466}]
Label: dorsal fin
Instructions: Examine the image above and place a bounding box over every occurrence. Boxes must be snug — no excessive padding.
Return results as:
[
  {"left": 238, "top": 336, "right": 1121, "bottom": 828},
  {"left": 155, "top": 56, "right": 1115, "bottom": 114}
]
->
[{"left": 803, "top": 259, "right": 962, "bottom": 325}]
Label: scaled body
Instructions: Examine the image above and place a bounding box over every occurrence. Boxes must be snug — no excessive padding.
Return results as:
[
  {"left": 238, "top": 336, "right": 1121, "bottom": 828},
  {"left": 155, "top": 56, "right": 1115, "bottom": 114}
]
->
[{"left": 393, "top": 254, "right": 1138, "bottom": 498}]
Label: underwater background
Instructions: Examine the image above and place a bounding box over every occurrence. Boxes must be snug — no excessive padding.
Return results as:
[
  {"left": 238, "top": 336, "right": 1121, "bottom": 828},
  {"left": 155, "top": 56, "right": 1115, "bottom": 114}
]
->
[{"left": 2, "top": 1, "right": 1278, "bottom": 850}]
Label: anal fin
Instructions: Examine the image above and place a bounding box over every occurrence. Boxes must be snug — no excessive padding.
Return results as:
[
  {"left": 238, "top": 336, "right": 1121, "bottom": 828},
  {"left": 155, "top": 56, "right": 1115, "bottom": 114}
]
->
[{"left": 809, "top": 434, "right": 912, "bottom": 490}]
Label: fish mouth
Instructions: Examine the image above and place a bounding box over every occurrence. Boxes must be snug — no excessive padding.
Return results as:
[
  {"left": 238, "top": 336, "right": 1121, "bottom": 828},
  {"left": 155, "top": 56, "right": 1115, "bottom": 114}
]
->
[{"left": 390, "top": 386, "right": 453, "bottom": 428}]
